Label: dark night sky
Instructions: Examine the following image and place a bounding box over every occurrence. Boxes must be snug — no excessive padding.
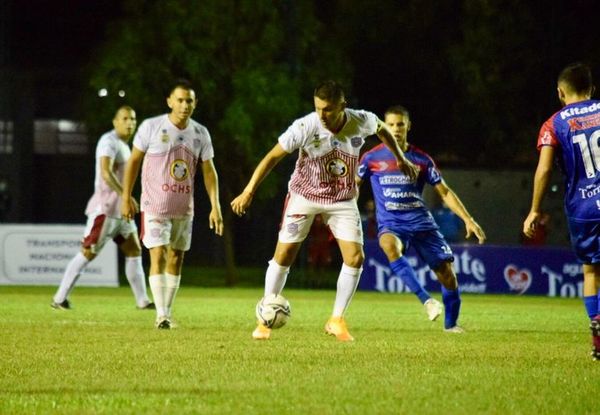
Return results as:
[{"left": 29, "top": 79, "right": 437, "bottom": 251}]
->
[{"left": 9, "top": 1, "right": 120, "bottom": 71}]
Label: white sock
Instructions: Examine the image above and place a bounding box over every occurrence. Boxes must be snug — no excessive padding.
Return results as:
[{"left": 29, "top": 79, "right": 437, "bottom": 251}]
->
[
  {"left": 149, "top": 274, "right": 167, "bottom": 317},
  {"left": 264, "top": 259, "right": 290, "bottom": 295},
  {"left": 53, "top": 252, "right": 90, "bottom": 303},
  {"left": 332, "top": 264, "right": 362, "bottom": 317},
  {"left": 125, "top": 256, "right": 151, "bottom": 307},
  {"left": 164, "top": 273, "right": 181, "bottom": 318}
]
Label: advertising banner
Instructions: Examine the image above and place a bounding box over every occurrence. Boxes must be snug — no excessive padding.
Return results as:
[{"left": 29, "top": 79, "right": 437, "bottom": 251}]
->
[
  {"left": 359, "top": 240, "right": 583, "bottom": 298},
  {"left": 0, "top": 224, "right": 118, "bottom": 286}
]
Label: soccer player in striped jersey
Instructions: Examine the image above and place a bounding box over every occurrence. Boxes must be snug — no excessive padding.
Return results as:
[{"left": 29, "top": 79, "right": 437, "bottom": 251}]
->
[
  {"left": 523, "top": 62, "right": 600, "bottom": 360},
  {"left": 357, "top": 105, "right": 485, "bottom": 332},
  {"left": 121, "top": 79, "right": 223, "bottom": 329},
  {"left": 231, "top": 81, "right": 418, "bottom": 341},
  {"left": 52, "top": 106, "right": 153, "bottom": 310}
]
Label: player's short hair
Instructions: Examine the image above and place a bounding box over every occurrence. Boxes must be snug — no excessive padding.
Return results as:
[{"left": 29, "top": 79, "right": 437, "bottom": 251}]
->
[
  {"left": 114, "top": 105, "right": 134, "bottom": 119},
  {"left": 313, "top": 80, "right": 345, "bottom": 103},
  {"left": 558, "top": 62, "right": 593, "bottom": 95},
  {"left": 167, "top": 78, "right": 195, "bottom": 97},
  {"left": 384, "top": 105, "right": 410, "bottom": 120}
]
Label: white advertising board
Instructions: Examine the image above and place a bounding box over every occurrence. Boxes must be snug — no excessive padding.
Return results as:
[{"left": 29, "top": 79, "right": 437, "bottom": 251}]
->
[{"left": 0, "top": 224, "right": 118, "bottom": 286}]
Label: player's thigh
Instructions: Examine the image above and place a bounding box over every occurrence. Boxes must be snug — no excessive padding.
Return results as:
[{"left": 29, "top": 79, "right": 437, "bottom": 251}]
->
[
  {"left": 115, "top": 220, "right": 142, "bottom": 256},
  {"left": 170, "top": 216, "right": 193, "bottom": 251},
  {"left": 141, "top": 214, "right": 173, "bottom": 249},
  {"left": 413, "top": 230, "right": 454, "bottom": 270},
  {"left": 278, "top": 193, "right": 319, "bottom": 244},
  {"left": 378, "top": 232, "right": 404, "bottom": 261},
  {"left": 82, "top": 213, "right": 119, "bottom": 256},
  {"left": 568, "top": 219, "right": 600, "bottom": 264},
  {"left": 322, "top": 199, "right": 363, "bottom": 244}
]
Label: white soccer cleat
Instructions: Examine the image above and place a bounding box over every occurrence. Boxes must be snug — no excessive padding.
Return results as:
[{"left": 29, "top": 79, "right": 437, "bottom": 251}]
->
[
  {"left": 444, "top": 325, "right": 465, "bottom": 334},
  {"left": 424, "top": 298, "right": 443, "bottom": 321}
]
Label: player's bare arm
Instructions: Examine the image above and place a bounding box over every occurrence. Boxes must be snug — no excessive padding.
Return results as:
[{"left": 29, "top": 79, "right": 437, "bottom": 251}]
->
[
  {"left": 523, "top": 145, "right": 555, "bottom": 238},
  {"left": 201, "top": 158, "right": 224, "bottom": 236},
  {"left": 376, "top": 120, "right": 418, "bottom": 180},
  {"left": 231, "top": 143, "right": 288, "bottom": 217},
  {"left": 121, "top": 146, "right": 144, "bottom": 220},
  {"left": 435, "top": 180, "right": 486, "bottom": 244},
  {"left": 101, "top": 156, "right": 139, "bottom": 212}
]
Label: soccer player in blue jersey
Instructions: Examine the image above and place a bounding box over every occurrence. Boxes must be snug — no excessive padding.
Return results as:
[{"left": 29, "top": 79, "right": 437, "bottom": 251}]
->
[
  {"left": 357, "top": 105, "right": 486, "bottom": 332},
  {"left": 523, "top": 62, "right": 600, "bottom": 360}
]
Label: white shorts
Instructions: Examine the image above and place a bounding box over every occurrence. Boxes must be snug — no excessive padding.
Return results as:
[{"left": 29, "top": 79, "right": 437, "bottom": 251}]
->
[
  {"left": 278, "top": 193, "right": 363, "bottom": 244},
  {"left": 141, "top": 213, "right": 193, "bottom": 251},
  {"left": 82, "top": 213, "right": 137, "bottom": 255}
]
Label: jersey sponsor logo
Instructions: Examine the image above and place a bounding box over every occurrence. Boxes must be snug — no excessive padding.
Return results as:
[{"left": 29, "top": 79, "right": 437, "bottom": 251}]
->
[
  {"left": 379, "top": 175, "right": 412, "bottom": 185},
  {"left": 382, "top": 188, "right": 419, "bottom": 198},
  {"left": 319, "top": 179, "right": 353, "bottom": 191},
  {"left": 350, "top": 137, "right": 363, "bottom": 148},
  {"left": 170, "top": 159, "right": 189, "bottom": 181},
  {"left": 560, "top": 102, "right": 600, "bottom": 120},
  {"left": 326, "top": 158, "right": 348, "bottom": 177},
  {"left": 161, "top": 183, "right": 192, "bottom": 194},
  {"left": 384, "top": 201, "right": 423, "bottom": 210}
]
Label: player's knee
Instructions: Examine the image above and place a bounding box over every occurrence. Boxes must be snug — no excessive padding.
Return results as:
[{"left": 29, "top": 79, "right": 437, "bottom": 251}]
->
[{"left": 344, "top": 251, "right": 364, "bottom": 268}]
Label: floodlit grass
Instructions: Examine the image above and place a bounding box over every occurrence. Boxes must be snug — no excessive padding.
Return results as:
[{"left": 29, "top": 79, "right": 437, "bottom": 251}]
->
[{"left": 0, "top": 286, "right": 595, "bottom": 414}]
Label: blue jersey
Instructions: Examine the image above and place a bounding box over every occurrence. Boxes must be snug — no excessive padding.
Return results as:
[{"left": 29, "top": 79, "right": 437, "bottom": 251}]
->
[
  {"left": 538, "top": 99, "right": 600, "bottom": 221},
  {"left": 357, "top": 143, "right": 442, "bottom": 232}
]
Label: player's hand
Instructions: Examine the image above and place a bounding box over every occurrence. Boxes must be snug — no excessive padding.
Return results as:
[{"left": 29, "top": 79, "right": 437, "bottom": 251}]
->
[
  {"left": 465, "top": 219, "right": 486, "bottom": 244},
  {"left": 523, "top": 211, "right": 541, "bottom": 239},
  {"left": 121, "top": 197, "right": 137, "bottom": 221},
  {"left": 209, "top": 208, "right": 224, "bottom": 236},
  {"left": 399, "top": 158, "right": 419, "bottom": 181},
  {"left": 231, "top": 190, "right": 254, "bottom": 217}
]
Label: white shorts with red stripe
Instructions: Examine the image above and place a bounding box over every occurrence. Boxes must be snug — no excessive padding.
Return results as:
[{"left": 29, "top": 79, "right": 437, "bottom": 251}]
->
[
  {"left": 278, "top": 192, "right": 363, "bottom": 244},
  {"left": 82, "top": 212, "right": 137, "bottom": 254}
]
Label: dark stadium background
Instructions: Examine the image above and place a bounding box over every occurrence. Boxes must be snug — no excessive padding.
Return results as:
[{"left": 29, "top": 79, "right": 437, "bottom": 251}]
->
[{"left": 2, "top": 0, "right": 600, "bottom": 270}]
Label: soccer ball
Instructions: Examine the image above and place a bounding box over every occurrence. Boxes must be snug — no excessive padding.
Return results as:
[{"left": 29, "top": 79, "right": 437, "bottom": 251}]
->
[{"left": 255, "top": 294, "right": 291, "bottom": 329}]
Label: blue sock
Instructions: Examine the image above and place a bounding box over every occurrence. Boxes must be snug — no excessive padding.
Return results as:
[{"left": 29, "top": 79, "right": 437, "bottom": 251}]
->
[
  {"left": 584, "top": 295, "right": 598, "bottom": 319},
  {"left": 389, "top": 257, "right": 431, "bottom": 304},
  {"left": 442, "top": 286, "right": 461, "bottom": 329}
]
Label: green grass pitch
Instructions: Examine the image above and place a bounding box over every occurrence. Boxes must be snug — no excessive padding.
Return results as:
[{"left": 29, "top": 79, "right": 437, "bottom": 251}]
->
[{"left": 0, "top": 285, "right": 595, "bottom": 414}]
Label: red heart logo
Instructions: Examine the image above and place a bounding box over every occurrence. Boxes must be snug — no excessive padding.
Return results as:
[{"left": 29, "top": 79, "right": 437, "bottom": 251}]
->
[{"left": 503, "top": 265, "right": 532, "bottom": 294}]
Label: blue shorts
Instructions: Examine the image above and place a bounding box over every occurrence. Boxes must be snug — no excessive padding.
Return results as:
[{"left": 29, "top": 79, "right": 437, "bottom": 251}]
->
[
  {"left": 567, "top": 218, "right": 600, "bottom": 264},
  {"left": 380, "top": 227, "right": 454, "bottom": 270}
]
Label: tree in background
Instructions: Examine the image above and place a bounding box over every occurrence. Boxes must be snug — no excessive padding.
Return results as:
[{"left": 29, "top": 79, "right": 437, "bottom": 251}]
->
[{"left": 84, "top": 0, "right": 351, "bottom": 284}]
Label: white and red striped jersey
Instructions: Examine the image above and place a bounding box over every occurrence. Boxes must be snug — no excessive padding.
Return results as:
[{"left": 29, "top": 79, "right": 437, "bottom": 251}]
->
[
  {"left": 278, "top": 109, "right": 379, "bottom": 204},
  {"left": 85, "top": 130, "right": 130, "bottom": 218},
  {"left": 133, "top": 114, "right": 214, "bottom": 218}
]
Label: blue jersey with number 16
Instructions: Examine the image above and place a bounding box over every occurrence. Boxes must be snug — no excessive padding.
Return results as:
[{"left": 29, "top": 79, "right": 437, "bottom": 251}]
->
[{"left": 538, "top": 99, "right": 600, "bottom": 221}]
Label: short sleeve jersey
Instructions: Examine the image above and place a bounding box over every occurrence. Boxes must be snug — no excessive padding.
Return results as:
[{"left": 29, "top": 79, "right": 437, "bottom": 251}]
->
[
  {"left": 278, "top": 109, "right": 379, "bottom": 204},
  {"left": 358, "top": 143, "right": 442, "bottom": 232},
  {"left": 537, "top": 100, "right": 600, "bottom": 221},
  {"left": 133, "top": 114, "right": 214, "bottom": 218},
  {"left": 84, "top": 130, "right": 130, "bottom": 218}
]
